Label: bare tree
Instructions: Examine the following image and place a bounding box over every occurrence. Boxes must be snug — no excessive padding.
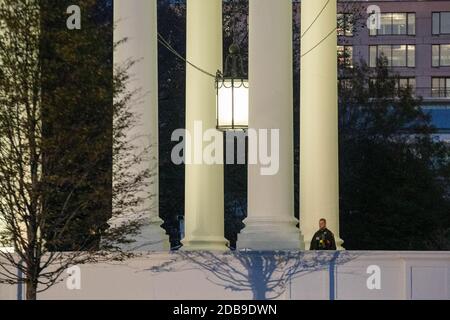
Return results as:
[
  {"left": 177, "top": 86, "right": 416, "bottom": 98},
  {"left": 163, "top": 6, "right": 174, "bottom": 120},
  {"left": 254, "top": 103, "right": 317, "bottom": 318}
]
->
[{"left": 0, "top": 0, "right": 151, "bottom": 299}]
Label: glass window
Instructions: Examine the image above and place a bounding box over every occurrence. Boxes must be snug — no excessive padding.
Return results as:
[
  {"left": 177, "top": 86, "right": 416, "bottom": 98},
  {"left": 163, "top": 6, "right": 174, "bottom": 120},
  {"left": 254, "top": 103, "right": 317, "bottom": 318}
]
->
[
  {"left": 433, "top": 12, "right": 450, "bottom": 35},
  {"left": 369, "top": 45, "right": 415, "bottom": 68},
  {"left": 432, "top": 78, "right": 441, "bottom": 97},
  {"left": 392, "top": 45, "right": 406, "bottom": 67},
  {"left": 405, "top": 78, "right": 416, "bottom": 95},
  {"left": 442, "top": 12, "right": 450, "bottom": 34},
  {"left": 433, "top": 12, "right": 441, "bottom": 34},
  {"left": 408, "top": 13, "right": 416, "bottom": 35},
  {"left": 371, "top": 78, "right": 416, "bottom": 96},
  {"left": 369, "top": 46, "right": 377, "bottom": 67},
  {"left": 338, "top": 46, "right": 353, "bottom": 67},
  {"left": 379, "top": 45, "right": 392, "bottom": 66},
  {"left": 346, "top": 46, "right": 353, "bottom": 67},
  {"left": 373, "top": 13, "right": 415, "bottom": 36},
  {"left": 345, "top": 14, "right": 354, "bottom": 36},
  {"left": 397, "top": 78, "right": 416, "bottom": 93},
  {"left": 398, "top": 78, "right": 408, "bottom": 88},
  {"left": 339, "top": 78, "right": 353, "bottom": 90},
  {"left": 442, "top": 45, "right": 450, "bottom": 66},
  {"left": 432, "top": 45, "right": 440, "bottom": 67},
  {"left": 432, "top": 44, "right": 450, "bottom": 67},
  {"left": 407, "top": 45, "right": 415, "bottom": 67},
  {"left": 409, "top": 78, "right": 416, "bottom": 92},
  {"left": 370, "top": 24, "right": 377, "bottom": 36},
  {"left": 380, "top": 13, "right": 393, "bottom": 35},
  {"left": 392, "top": 13, "right": 407, "bottom": 35},
  {"left": 337, "top": 13, "right": 344, "bottom": 36},
  {"left": 433, "top": 13, "right": 440, "bottom": 35},
  {"left": 337, "top": 13, "right": 354, "bottom": 37},
  {"left": 432, "top": 77, "right": 450, "bottom": 97}
]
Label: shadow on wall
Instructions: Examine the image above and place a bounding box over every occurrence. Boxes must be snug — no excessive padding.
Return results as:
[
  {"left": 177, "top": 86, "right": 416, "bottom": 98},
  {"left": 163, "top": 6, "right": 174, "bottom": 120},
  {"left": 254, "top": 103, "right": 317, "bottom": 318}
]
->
[{"left": 149, "top": 251, "right": 358, "bottom": 300}]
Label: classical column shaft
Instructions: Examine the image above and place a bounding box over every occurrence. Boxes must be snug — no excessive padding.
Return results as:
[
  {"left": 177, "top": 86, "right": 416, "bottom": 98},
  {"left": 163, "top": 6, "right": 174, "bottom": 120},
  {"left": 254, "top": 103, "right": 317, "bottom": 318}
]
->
[
  {"left": 300, "top": 0, "right": 343, "bottom": 249},
  {"left": 182, "top": 0, "right": 228, "bottom": 251},
  {"left": 113, "top": 0, "right": 169, "bottom": 250},
  {"left": 238, "top": 0, "right": 303, "bottom": 250}
]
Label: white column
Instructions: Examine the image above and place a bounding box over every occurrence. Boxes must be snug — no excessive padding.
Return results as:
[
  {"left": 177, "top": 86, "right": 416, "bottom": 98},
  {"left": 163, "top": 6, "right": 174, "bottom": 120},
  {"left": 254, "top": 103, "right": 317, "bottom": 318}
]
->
[
  {"left": 113, "top": 0, "right": 169, "bottom": 251},
  {"left": 238, "top": 0, "right": 304, "bottom": 250},
  {"left": 300, "top": 0, "right": 344, "bottom": 249},
  {"left": 181, "top": 0, "right": 228, "bottom": 251}
]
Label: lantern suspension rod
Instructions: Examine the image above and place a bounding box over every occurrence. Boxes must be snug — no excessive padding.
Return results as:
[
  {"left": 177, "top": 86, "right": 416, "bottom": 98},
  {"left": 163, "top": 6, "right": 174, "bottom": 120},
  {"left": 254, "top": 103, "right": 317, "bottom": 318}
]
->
[
  {"left": 301, "top": 27, "right": 337, "bottom": 58},
  {"left": 300, "top": 0, "right": 343, "bottom": 58},
  {"left": 158, "top": 1, "right": 335, "bottom": 75},
  {"left": 157, "top": 32, "right": 217, "bottom": 79},
  {"left": 300, "top": 0, "right": 331, "bottom": 38},
  {"left": 231, "top": 0, "right": 239, "bottom": 44}
]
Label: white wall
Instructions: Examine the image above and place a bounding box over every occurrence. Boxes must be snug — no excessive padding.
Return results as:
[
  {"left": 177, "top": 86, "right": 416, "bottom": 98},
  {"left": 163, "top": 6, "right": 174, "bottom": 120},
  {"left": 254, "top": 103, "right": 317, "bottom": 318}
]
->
[{"left": 1, "top": 251, "right": 449, "bottom": 300}]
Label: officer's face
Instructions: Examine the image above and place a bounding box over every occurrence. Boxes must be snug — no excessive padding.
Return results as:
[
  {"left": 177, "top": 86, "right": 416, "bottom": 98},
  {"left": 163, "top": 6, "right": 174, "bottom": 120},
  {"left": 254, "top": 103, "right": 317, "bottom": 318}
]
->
[{"left": 319, "top": 220, "right": 326, "bottom": 230}]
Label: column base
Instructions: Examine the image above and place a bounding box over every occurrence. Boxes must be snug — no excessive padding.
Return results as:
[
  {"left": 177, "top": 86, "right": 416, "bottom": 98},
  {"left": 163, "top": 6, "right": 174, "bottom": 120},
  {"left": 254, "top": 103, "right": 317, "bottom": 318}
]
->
[
  {"left": 181, "top": 236, "right": 229, "bottom": 252},
  {"left": 117, "top": 220, "right": 170, "bottom": 252},
  {"left": 237, "top": 217, "right": 305, "bottom": 251}
]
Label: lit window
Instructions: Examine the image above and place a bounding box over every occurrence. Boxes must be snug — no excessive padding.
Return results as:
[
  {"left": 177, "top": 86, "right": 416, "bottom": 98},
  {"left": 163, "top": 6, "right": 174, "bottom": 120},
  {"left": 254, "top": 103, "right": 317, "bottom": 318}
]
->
[
  {"left": 371, "top": 13, "right": 415, "bottom": 36},
  {"left": 337, "top": 13, "right": 354, "bottom": 37},
  {"left": 338, "top": 45, "right": 353, "bottom": 67},
  {"left": 432, "top": 77, "right": 450, "bottom": 97},
  {"left": 369, "top": 77, "right": 416, "bottom": 96},
  {"left": 339, "top": 78, "right": 353, "bottom": 90},
  {"left": 432, "top": 44, "right": 450, "bottom": 67},
  {"left": 369, "top": 45, "right": 415, "bottom": 67},
  {"left": 396, "top": 78, "right": 416, "bottom": 94}
]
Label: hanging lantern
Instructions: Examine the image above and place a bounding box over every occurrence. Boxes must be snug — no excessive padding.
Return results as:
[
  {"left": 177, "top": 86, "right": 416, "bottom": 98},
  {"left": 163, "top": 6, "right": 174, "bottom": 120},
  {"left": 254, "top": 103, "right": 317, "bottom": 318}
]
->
[{"left": 216, "top": 43, "right": 249, "bottom": 131}]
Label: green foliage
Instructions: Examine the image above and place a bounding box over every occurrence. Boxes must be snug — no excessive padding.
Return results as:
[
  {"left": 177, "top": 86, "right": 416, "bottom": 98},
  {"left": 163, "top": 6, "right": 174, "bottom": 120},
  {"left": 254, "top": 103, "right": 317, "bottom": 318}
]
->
[
  {"left": 339, "top": 59, "right": 450, "bottom": 250},
  {"left": 39, "top": 0, "right": 114, "bottom": 251}
]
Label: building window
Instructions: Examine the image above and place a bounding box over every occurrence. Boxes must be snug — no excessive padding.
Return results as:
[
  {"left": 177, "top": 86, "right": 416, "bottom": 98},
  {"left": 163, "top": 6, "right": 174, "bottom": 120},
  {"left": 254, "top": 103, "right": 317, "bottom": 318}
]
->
[
  {"left": 338, "top": 78, "right": 353, "bottom": 90},
  {"left": 432, "top": 12, "right": 450, "bottom": 35},
  {"left": 432, "top": 44, "right": 450, "bottom": 67},
  {"left": 370, "top": 13, "right": 416, "bottom": 36},
  {"left": 396, "top": 77, "right": 416, "bottom": 94},
  {"left": 369, "top": 45, "right": 415, "bottom": 68},
  {"left": 369, "top": 78, "right": 416, "bottom": 95},
  {"left": 432, "top": 77, "right": 450, "bottom": 97},
  {"left": 338, "top": 45, "right": 353, "bottom": 67},
  {"left": 338, "top": 13, "right": 354, "bottom": 37}
]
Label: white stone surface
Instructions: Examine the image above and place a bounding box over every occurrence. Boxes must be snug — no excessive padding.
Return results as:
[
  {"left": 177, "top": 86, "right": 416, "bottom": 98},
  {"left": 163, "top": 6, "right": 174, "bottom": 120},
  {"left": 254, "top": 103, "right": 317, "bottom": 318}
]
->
[
  {"left": 113, "top": 0, "right": 169, "bottom": 251},
  {"left": 1, "top": 251, "right": 449, "bottom": 300},
  {"left": 182, "top": 0, "right": 228, "bottom": 251},
  {"left": 238, "top": 0, "right": 304, "bottom": 250},
  {"left": 300, "top": 0, "right": 344, "bottom": 250}
]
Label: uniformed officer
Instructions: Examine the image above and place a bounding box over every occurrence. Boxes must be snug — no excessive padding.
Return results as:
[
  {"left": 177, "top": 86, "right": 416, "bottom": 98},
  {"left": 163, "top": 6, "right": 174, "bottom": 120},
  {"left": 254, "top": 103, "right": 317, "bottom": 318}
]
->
[{"left": 310, "top": 218, "right": 337, "bottom": 250}]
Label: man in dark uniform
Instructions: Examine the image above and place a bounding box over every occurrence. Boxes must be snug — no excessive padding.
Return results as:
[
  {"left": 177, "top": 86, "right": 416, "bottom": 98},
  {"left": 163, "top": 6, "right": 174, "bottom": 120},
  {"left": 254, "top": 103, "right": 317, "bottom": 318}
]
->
[{"left": 310, "top": 218, "right": 337, "bottom": 250}]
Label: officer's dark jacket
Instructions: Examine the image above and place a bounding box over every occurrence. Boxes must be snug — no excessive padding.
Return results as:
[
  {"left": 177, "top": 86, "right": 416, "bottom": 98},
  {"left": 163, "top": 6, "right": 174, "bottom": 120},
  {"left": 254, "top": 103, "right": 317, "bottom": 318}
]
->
[{"left": 310, "top": 228, "right": 337, "bottom": 250}]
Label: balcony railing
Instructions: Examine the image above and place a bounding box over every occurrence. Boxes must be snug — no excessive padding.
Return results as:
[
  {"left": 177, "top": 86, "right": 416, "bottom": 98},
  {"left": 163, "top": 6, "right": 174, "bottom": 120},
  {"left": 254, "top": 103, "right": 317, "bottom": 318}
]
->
[
  {"left": 360, "top": 87, "right": 450, "bottom": 100},
  {"left": 415, "top": 87, "right": 450, "bottom": 100}
]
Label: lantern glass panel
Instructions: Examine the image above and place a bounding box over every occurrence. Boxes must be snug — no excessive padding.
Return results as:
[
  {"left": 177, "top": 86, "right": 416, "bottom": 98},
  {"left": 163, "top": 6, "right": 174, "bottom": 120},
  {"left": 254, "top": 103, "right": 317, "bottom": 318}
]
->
[{"left": 217, "top": 79, "right": 248, "bottom": 130}]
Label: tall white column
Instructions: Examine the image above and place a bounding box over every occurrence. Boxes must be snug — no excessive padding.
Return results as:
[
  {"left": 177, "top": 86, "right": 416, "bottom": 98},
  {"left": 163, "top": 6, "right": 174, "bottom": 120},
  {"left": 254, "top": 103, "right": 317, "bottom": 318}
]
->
[
  {"left": 238, "top": 0, "right": 304, "bottom": 250},
  {"left": 181, "top": 0, "right": 228, "bottom": 251},
  {"left": 300, "top": 0, "right": 344, "bottom": 249},
  {"left": 113, "top": 0, "right": 169, "bottom": 251}
]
